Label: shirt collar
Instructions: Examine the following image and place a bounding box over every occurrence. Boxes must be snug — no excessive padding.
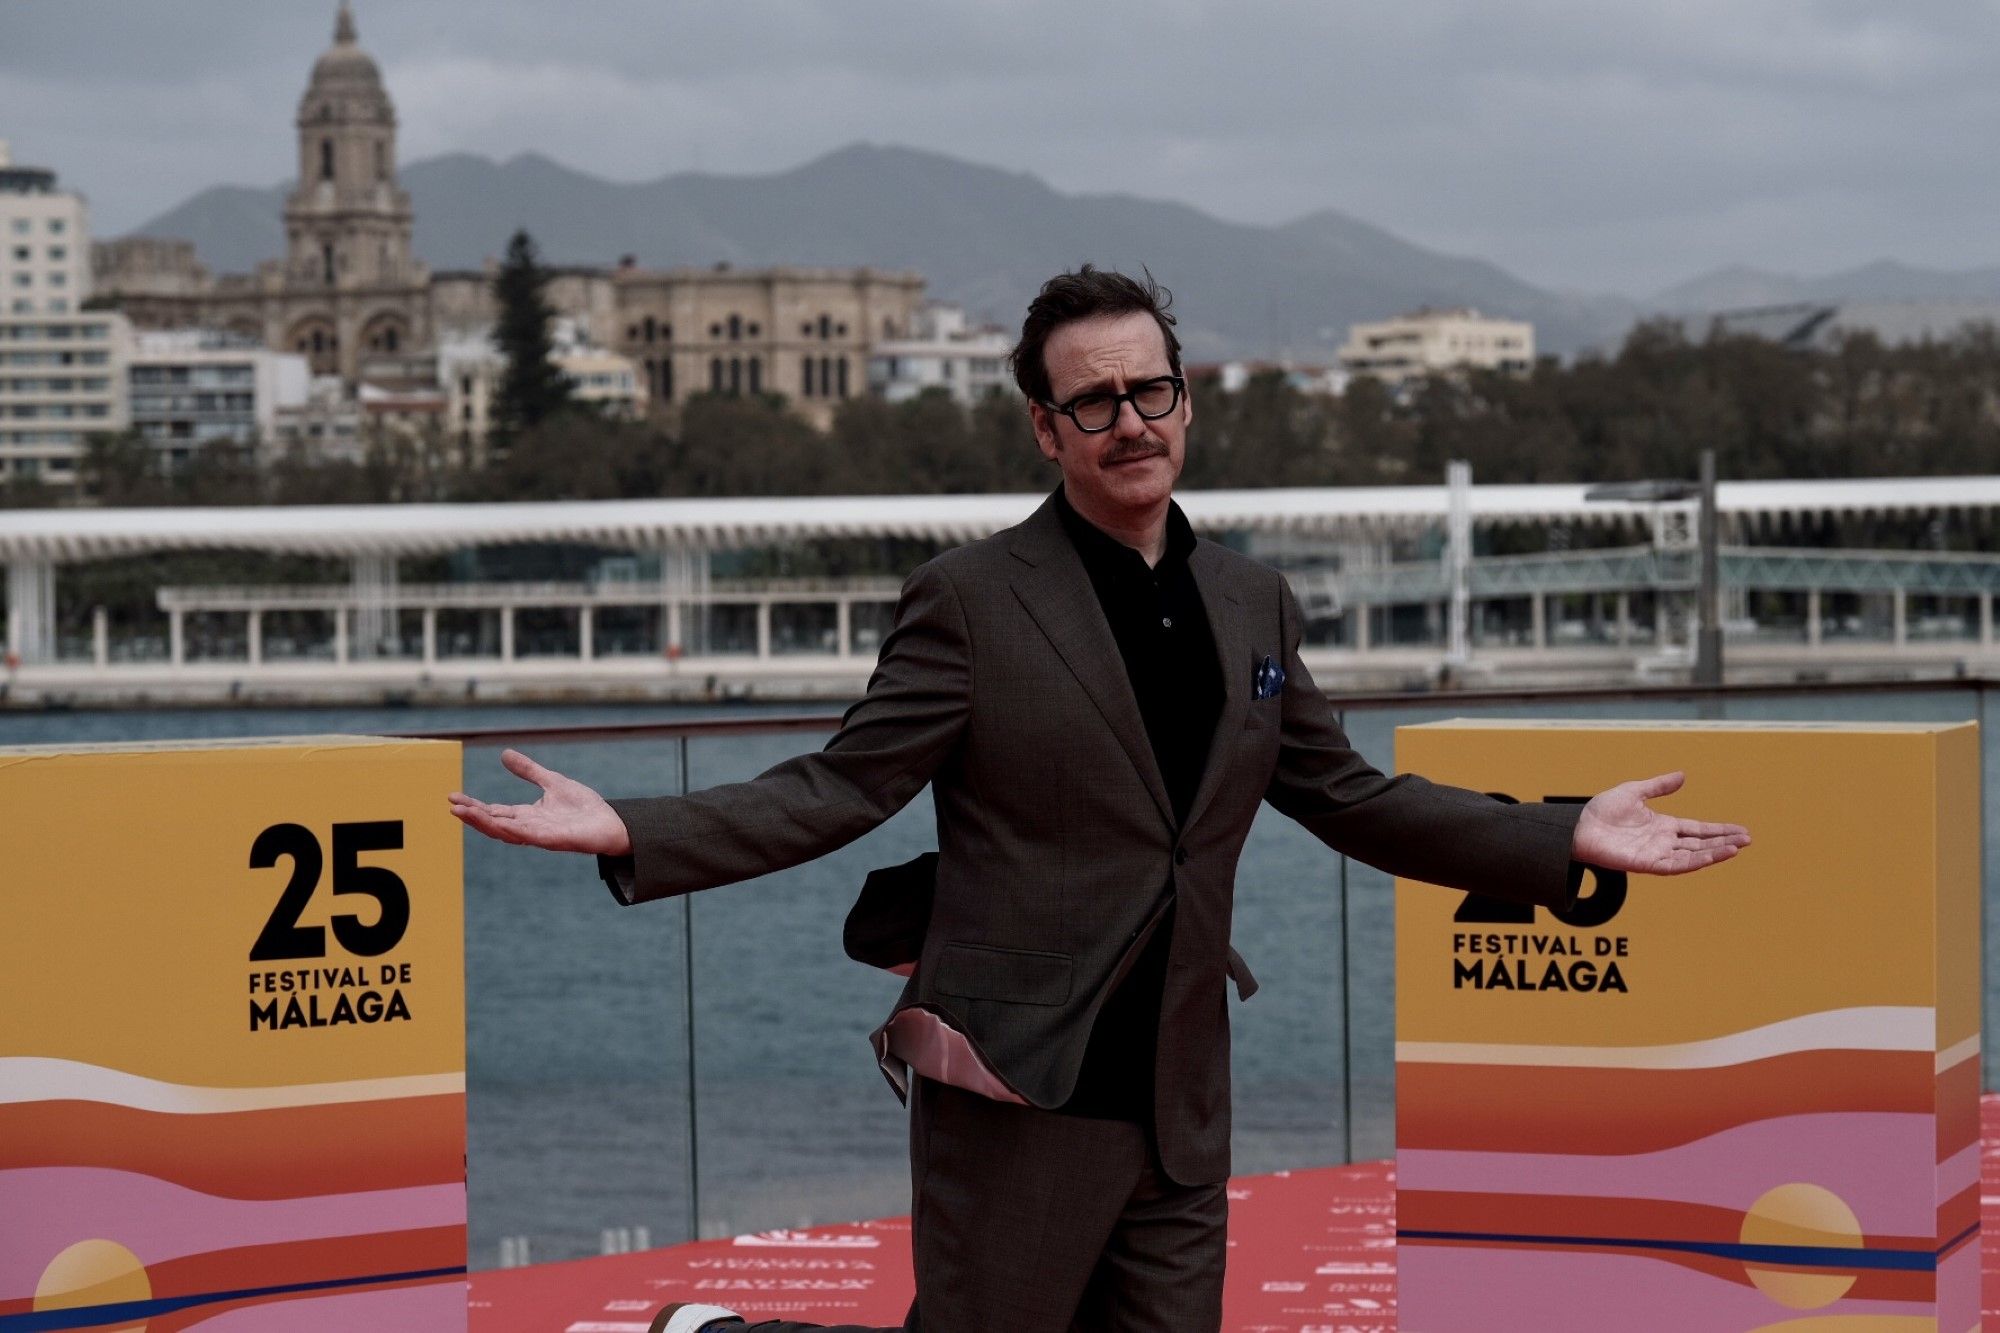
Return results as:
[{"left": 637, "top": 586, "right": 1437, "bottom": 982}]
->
[{"left": 1053, "top": 484, "right": 1196, "bottom": 580}]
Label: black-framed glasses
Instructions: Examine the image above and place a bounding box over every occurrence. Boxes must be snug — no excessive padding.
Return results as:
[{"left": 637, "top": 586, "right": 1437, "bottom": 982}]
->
[{"left": 1044, "top": 376, "right": 1185, "bottom": 433}]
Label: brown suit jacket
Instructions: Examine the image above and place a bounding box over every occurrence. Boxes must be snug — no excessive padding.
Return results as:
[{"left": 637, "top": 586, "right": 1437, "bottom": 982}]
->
[{"left": 604, "top": 491, "right": 1580, "bottom": 1184}]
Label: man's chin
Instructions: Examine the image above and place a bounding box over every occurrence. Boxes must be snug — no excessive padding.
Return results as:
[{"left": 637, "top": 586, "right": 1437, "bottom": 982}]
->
[{"left": 1099, "top": 458, "right": 1174, "bottom": 504}]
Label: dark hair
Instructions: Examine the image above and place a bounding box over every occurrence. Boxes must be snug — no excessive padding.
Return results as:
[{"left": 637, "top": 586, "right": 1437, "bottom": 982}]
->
[{"left": 1009, "top": 264, "right": 1182, "bottom": 404}]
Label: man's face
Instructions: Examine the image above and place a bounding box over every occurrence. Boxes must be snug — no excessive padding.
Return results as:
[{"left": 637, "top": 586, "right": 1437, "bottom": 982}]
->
[{"left": 1029, "top": 311, "right": 1191, "bottom": 522}]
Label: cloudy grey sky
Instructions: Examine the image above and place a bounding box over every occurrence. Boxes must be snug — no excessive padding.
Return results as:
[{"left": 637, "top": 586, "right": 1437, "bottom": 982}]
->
[{"left": 4, "top": 0, "right": 1995, "bottom": 298}]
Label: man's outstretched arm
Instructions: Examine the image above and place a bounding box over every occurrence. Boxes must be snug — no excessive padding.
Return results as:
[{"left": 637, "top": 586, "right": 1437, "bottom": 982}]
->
[
  {"left": 449, "top": 559, "right": 974, "bottom": 902},
  {"left": 1261, "top": 581, "right": 1748, "bottom": 902}
]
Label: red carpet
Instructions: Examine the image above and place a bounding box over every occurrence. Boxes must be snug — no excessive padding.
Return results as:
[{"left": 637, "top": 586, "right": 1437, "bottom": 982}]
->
[{"left": 470, "top": 1096, "right": 1999, "bottom": 1330}]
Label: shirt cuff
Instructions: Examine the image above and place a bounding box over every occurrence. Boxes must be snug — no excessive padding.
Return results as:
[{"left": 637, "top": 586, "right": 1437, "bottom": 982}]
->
[{"left": 596, "top": 853, "right": 639, "bottom": 905}]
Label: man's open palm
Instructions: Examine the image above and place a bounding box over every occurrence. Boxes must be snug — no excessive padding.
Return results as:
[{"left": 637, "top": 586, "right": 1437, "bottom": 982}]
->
[
  {"left": 448, "top": 749, "right": 632, "bottom": 855},
  {"left": 1572, "top": 771, "right": 1749, "bottom": 875}
]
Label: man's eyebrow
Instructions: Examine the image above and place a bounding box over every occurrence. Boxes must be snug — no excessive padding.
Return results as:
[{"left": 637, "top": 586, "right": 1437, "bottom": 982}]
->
[{"left": 1054, "top": 370, "right": 1172, "bottom": 400}]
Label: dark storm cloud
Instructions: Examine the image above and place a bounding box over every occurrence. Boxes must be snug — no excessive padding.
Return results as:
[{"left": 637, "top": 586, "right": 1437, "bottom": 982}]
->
[{"left": 3, "top": 0, "right": 1996, "bottom": 296}]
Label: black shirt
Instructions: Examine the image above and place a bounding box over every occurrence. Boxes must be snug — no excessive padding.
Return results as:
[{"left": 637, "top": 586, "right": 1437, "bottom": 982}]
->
[{"left": 1052, "top": 485, "right": 1224, "bottom": 1119}]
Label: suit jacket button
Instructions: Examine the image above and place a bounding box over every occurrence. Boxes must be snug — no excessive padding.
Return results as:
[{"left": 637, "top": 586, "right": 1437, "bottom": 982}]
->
[{"left": 1174, "top": 847, "right": 1189, "bottom": 866}]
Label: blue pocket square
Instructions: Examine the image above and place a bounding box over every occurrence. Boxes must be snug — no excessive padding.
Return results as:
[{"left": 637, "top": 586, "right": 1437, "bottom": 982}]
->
[{"left": 1252, "top": 654, "right": 1286, "bottom": 700}]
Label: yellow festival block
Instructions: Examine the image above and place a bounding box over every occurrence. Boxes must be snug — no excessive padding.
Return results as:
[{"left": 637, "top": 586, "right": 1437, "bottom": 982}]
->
[
  {"left": 0, "top": 735, "right": 467, "bottom": 1329},
  {"left": 1395, "top": 720, "right": 1981, "bottom": 1333}
]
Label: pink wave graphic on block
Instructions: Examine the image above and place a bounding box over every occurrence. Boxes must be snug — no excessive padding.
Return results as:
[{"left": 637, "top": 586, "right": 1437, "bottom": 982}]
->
[
  {"left": 1397, "top": 1245, "right": 1932, "bottom": 1333},
  {"left": 1398, "top": 1112, "right": 1965, "bottom": 1239},
  {"left": 0, "top": 1167, "right": 465, "bottom": 1297},
  {"left": 182, "top": 1277, "right": 467, "bottom": 1330}
]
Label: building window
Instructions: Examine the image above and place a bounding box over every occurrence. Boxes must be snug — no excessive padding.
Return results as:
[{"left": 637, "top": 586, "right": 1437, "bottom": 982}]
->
[
  {"left": 801, "top": 321, "right": 813, "bottom": 337},
  {"left": 709, "top": 323, "right": 722, "bottom": 339},
  {"left": 818, "top": 314, "right": 831, "bottom": 340},
  {"left": 710, "top": 357, "right": 723, "bottom": 392},
  {"left": 320, "top": 139, "right": 335, "bottom": 182},
  {"left": 48, "top": 273, "right": 66, "bottom": 288},
  {"left": 47, "top": 298, "right": 66, "bottom": 314},
  {"left": 642, "top": 316, "right": 656, "bottom": 343},
  {"left": 836, "top": 357, "right": 849, "bottom": 398},
  {"left": 836, "top": 322, "right": 848, "bottom": 337},
  {"left": 884, "top": 317, "right": 895, "bottom": 338},
  {"left": 660, "top": 323, "right": 672, "bottom": 342},
  {"left": 747, "top": 357, "right": 762, "bottom": 395},
  {"left": 627, "top": 324, "right": 639, "bottom": 341},
  {"left": 323, "top": 244, "right": 336, "bottom": 285},
  {"left": 8, "top": 220, "right": 27, "bottom": 235},
  {"left": 661, "top": 357, "right": 673, "bottom": 401},
  {"left": 728, "top": 357, "right": 742, "bottom": 393},
  {"left": 728, "top": 314, "right": 742, "bottom": 341},
  {"left": 47, "top": 219, "right": 64, "bottom": 235},
  {"left": 10, "top": 246, "right": 28, "bottom": 262},
  {"left": 746, "top": 322, "right": 760, "bottom": 338},
  {"left": 374, "top": 141, "right": 387, "bottom": 181},
  {"left": 801, "top": 356, "right": 815, "bottom": 397},
  {"left": 47, "top": 246, "right": 66, "bottom": 262}
]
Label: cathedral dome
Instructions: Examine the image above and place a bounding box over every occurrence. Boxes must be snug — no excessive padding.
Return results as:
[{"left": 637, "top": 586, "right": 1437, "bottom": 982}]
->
[{"left": 306, "top": 5, "right": 386, "bottom": 96}]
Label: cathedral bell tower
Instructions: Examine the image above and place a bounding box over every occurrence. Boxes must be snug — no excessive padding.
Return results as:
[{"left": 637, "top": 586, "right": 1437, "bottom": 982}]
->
[{"left": 284, "top": 4, "right": 417, "bottom": 298}]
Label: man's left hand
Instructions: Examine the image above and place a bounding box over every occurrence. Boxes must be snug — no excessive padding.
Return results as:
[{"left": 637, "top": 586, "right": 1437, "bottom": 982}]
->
[{"left": 1572, "top": 771, "right": 1750, "bottom": 875}]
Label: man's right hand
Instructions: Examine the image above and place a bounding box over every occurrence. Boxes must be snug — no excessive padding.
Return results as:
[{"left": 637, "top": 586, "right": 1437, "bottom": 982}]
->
[{"left": 448, "top": 748, "right": 633, "bottom": 856}]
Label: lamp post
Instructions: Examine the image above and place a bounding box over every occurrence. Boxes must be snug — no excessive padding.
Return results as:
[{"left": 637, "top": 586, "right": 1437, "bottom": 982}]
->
[{"left": 1585, "top": 449, "right": 1722, "bottom": 687}]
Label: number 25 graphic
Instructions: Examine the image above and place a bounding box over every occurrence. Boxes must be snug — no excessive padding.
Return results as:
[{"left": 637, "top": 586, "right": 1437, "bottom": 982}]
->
[{"left": 249, "top": 821, "right": 411, "bottom": 961}]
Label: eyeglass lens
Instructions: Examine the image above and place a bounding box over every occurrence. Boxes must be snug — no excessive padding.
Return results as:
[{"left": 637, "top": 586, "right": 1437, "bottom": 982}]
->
[{"left": 1070, "top": 379, "right": 1179, "bottom": 430}]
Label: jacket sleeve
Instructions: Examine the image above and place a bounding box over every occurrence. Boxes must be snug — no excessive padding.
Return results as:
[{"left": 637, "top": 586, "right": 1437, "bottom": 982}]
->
[
  {"left": 596, "top": 558, "right": 973, "bottom": 905},
  {"left": 1262, "top": 578, "right": 1581, "bottom": 908}
]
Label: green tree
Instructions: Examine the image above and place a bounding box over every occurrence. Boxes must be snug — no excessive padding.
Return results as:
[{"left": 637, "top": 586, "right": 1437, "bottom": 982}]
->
[
  {"left": 489, "top": 230, "right": 573, "bottom": 444},
  {"left": 471, "top": 413, "right": 670, "bottom": 502}
]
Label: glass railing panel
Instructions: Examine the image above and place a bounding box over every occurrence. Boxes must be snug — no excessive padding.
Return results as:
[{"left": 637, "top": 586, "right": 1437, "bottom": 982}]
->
[
  {"left": 459, "top": 734, "right": 695, "bottom": 1268},
  {"left": 1228, "top": 800, "right": 1351, "bottom": 1173},
  {"left": 681, "top": 726, "right": 926, "bottom": 1238}
]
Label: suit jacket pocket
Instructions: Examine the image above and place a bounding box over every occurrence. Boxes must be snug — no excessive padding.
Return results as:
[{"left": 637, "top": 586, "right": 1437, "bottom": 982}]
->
[
  {"left": 1244, "top": 697, "right": 1280, "bottom": 729},
  {"left": 935, "top": 941, "right": 1073, "bottom": 1006}
]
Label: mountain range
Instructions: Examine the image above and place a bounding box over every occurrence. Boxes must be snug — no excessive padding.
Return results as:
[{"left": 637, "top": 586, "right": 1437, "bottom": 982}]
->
[{"left": 127, "top": 143, "right": 1999, "bottom": 360}]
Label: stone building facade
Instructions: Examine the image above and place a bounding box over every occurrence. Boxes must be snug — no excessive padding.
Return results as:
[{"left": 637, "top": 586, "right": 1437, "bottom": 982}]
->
[
  {"left": 612, "top": 262, "right": 923, "bottom": 429},
  {"left": 90, "top": 5, "right": 928, "bottom": 436}
]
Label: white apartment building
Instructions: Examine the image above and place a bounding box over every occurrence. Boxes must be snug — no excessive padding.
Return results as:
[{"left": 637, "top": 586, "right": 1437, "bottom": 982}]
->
[
  {"left": 0, "top": 140, "right": 89, "bottom": 318},
  {"left": 1337, "top": 308, "right": 1535, "bottom": 387},
  {"left": 0, "top": 313, "right": 130, "bottom": 485},
  {"left": 0, "top": 140, "right": 130, "bottom": 485},
  {"left": 129, "top": 330, "right": 310, "bottom": 470},
  {"left": 868, "top": 303, "right": 1015, "bottom": 407}
]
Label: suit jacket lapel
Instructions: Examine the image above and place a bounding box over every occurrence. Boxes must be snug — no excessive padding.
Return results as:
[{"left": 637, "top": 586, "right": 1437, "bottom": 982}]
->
[
  {"left": 1182, "top": 541, "right": 1249, "bottom": 833},
  {"left": 1008, "top": 497, "right": 1175, "bottom": 828}
]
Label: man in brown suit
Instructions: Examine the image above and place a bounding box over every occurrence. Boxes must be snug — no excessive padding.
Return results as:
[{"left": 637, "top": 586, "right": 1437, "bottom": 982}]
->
[{"left": 450, "top": 267, "right": 1749, "bottom": 1333}]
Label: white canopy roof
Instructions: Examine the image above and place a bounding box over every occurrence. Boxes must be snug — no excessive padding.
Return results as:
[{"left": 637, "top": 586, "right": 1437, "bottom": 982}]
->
[{"left": 3, "top": 477, "right": 1998, "bottom": 563}]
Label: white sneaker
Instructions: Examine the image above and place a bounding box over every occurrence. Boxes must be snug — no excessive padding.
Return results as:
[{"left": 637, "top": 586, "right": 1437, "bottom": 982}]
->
[{"left": 649, "top": 1304, "right": 744, "bottom": 1333}]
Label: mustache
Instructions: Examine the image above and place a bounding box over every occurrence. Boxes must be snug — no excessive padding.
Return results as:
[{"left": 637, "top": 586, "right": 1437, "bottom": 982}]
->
[{"left": 1103, "top": 437, "right": 1169, "bottom": 464}]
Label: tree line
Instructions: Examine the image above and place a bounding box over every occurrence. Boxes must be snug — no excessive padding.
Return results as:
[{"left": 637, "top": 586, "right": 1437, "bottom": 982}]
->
[{"left": 10, "top": 320, "right": 2000, "bottom": 516}]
